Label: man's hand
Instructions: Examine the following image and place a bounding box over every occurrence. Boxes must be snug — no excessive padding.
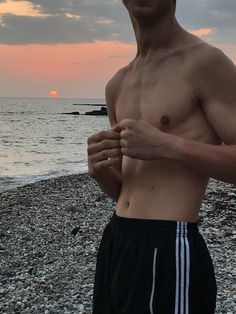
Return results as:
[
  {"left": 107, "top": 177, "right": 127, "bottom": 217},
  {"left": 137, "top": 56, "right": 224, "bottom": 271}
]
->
[
  {"left": 87, "top": 130, "right": 122, "bottom": 178},
  {"left": 112, "top": 119, "right": 172, "bottom": 160}
]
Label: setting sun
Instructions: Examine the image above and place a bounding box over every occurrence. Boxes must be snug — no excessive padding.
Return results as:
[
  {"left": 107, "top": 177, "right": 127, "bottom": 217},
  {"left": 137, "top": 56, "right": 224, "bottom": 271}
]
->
[{"left": 50, "top": 90, "right": 58, "bottom": 97}]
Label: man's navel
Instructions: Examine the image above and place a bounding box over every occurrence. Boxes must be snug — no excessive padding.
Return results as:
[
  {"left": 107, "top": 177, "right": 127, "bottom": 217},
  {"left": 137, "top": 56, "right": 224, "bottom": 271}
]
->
[{"left": 125, "top": 201, "right": 130, "bottom": 208}]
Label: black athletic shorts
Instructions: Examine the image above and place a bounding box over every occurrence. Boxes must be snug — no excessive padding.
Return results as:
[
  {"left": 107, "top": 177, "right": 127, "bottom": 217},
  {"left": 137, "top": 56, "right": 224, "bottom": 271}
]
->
[{"left": 92, "top": 211, "right": 217, "bottom": 314}]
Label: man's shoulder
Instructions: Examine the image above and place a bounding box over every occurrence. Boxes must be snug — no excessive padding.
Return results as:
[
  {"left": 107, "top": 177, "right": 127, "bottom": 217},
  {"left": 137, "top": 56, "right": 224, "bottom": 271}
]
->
[
  {"left": 105, "top": 65, "right": 129, "bottom": 99},
  {"left": 192, "top": 42, "right": 235, "bottom": 74},
  {"left": 190, "top": 42, "right": 236, "bottom": 105}
]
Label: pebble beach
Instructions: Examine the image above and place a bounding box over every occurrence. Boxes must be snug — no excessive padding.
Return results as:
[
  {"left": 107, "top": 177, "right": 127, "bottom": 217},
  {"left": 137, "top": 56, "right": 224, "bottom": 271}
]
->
[{"left": 0, "top": 173, "right": 235, "bottom": 313}]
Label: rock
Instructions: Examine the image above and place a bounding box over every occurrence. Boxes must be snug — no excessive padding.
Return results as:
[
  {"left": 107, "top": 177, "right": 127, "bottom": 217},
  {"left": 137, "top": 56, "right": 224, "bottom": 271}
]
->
[
  {"left": 61, "top": 111, "right": 80, "bottom": 115},
  {"left": 66, "top": 205, "right": 78, "bottom": 213},
  {"left": 78, "top": 304, "right": 84, "bottom": 311},
  {"left": 71, "top": 226, "right": 80, "bottom": 236},
  {"left": 28, "top": 267, "right": 37, "bottom": 275},
  {"left": 85, "top": 106, "right": 107, "bottom": 116}
]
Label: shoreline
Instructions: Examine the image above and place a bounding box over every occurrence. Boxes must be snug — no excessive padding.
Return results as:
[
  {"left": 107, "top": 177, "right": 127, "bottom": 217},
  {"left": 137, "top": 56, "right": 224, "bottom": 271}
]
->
[
  {"left": 0, "top": 173, "right": 235, "bottom": 313},
  {"left": 0, "top": 170, "right": 88, "bottom": 194}
]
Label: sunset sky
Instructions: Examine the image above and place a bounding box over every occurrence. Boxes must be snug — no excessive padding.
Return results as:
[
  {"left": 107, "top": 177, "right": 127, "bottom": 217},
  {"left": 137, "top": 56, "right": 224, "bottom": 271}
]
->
[{"left": 0, "top": 0, "right": 236, "bottom": 98}]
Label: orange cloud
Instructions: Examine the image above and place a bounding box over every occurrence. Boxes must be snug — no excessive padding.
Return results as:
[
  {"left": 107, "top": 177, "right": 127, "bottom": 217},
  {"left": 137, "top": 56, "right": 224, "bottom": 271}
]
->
[
  {"left": 0, "top": 0, "right": 49, "bottom": 25},
  {"left": 96, "top": 17, "right": 114, "bottom": 24},
  {"left": 190, "top": 28, "right": 213, "bottom": 38},
  {"left": 0, "top": 0, "right": 47, "bottom": 16},
  {"left": 65, "top": 13, "right": 81, "bottom": 20}
]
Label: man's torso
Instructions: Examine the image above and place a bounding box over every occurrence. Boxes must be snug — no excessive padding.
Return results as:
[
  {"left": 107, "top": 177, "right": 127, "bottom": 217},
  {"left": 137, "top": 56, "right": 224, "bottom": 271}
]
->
[{"left": 112, "top": 40, "right": 221, "bottom": 222}]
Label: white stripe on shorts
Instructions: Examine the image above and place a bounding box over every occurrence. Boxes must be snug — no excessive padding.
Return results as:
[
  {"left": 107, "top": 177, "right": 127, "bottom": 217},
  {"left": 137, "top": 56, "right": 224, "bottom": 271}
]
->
[
  {"left": 184, "top": 223, "right": 190, "bottom": 314},
  {"left": 149, "top": 247, "right": 158, "bottom": 314},
  {"left": 180, "top": 222, "right": 185, "bottom": 313},
  {"left": 175, "top": 221, "right": 190, "bottom": 314},
  {"left": 175, "top": 221, "right": 180, "bottom": 314}
]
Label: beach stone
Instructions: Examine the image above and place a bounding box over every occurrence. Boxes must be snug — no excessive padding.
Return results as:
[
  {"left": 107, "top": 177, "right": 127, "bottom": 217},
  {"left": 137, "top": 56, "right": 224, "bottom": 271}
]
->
[
  {"left": 71, "top": 226, "right": 80, "bottom": 236},
  {"left": 66, "top": 205, "right": 78, "bottom": 213}
]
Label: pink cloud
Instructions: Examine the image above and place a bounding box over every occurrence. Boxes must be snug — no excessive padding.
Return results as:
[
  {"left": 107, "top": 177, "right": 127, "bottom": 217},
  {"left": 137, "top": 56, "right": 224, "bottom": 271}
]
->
[{"left": 189, "top": 28, "right": 213, "bottom": 38}]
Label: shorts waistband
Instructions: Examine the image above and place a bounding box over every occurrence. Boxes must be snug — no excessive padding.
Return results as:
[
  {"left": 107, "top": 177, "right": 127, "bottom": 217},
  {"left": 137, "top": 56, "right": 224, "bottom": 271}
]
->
[{"left": 109, "top": 211, "right": 199, "bottom": 236}]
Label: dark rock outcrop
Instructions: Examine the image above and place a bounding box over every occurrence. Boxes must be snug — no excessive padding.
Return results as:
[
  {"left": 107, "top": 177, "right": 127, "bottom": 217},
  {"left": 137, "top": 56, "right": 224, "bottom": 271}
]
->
[
  {"left": 85, "top": 106, "right": 107, "bottom": 116},
  {"left": 61, "top": 111, "right": 80, "bottom": 115}
]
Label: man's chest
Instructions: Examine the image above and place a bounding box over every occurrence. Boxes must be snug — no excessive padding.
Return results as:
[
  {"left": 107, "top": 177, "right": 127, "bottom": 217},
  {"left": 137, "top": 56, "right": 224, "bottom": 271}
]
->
[{"left": 115, "top": 67, "right": 199, "bottom": 133}]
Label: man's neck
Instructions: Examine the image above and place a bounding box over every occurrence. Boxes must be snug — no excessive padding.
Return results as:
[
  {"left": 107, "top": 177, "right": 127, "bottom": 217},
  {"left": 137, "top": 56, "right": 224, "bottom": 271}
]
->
[{"left": 130, "top": 14, "right": 185, "bottom": 59}]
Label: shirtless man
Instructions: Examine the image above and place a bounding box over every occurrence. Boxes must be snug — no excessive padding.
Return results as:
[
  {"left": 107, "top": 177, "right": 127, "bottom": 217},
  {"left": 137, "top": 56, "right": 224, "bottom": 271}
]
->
[{"left": 87, "top": 0, "right": 236, "bottom": 313}]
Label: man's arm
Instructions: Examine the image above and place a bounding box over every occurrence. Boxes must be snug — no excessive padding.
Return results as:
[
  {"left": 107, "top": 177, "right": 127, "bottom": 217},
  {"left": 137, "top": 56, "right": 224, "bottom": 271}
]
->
[
  {"left": 87, "top": 68, "right": 126, "bottom": 201},
  {"left": 167, "top": 46, "right": 236, "bottom": 184}
]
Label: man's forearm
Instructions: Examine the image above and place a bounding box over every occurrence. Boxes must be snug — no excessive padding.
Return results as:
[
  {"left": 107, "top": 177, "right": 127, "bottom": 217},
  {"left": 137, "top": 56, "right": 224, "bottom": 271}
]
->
[
  {"left": 91, "top": 167, "right": 122, "bottom": 202},
  {"left": 166, "top": 135, "right": 236, "bottom": 184}
]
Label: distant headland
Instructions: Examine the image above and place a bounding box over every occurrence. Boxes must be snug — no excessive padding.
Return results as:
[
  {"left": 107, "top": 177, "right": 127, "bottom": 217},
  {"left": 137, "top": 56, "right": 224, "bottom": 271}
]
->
[{"left": 61, "top": 106, "right": 107, "bottom": 116}]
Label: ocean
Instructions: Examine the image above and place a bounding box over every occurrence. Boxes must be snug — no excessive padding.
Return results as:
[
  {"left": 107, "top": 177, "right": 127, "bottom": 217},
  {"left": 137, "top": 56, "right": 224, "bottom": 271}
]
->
[{"left": 0, "top": 97, "right": 110, "bottom": 192}]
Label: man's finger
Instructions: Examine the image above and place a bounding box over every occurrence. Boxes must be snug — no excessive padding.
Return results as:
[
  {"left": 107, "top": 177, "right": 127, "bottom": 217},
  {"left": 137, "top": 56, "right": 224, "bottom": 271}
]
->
[
  {"left": 112, "top": 119, "right": 137, "bottom": 133},
  {"left": 87, "top": 139, "right": 120, "bottom": 155},
  {"left": 112, "top": 123, "right": 122, "bottom": 133},
  {"left": 94, "top": 158, "right": 119, "bottom": 171},
  {"left": 96, "top": 148, "right": 121, "bottom": 161},
  {"left": 88, "top": 130, "right": 120, "bottom": 144}
]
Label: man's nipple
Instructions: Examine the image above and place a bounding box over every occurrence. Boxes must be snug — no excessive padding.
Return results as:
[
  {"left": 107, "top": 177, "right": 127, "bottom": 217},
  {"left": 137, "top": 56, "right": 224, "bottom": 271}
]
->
[{"left": 160, "top": 115, "right": 170, "bottom": 127}]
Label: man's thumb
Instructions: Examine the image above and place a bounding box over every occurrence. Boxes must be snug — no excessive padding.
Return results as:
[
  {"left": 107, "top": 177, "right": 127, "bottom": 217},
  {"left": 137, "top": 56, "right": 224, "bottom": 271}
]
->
[{"left": 112, "top": 123, "right": 122, "bottom": 133}]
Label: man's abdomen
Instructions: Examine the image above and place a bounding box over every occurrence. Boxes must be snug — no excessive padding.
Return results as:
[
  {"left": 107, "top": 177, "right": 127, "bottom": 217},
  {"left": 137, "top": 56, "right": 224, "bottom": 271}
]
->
[{"left": 115, "top": 157, "right": 209, "bottom": 223}]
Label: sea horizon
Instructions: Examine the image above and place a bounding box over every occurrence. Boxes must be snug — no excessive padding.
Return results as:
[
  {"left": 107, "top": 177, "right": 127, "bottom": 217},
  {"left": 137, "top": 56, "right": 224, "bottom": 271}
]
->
[{"left": 0, "top": 96, "right": 106, "bottom": 100}]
